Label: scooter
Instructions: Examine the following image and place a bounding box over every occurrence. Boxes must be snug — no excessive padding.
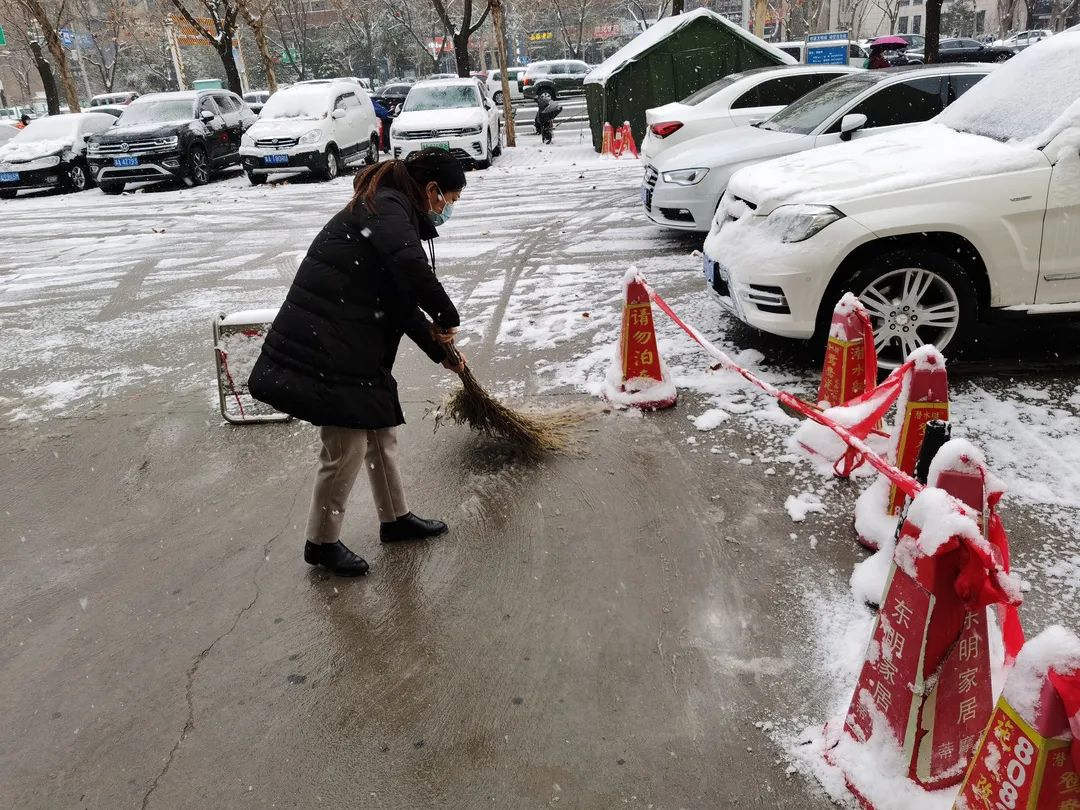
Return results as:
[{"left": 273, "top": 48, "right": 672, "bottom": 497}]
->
[{"left": 534, "top": 99, "right": 562, "bottom": 144}]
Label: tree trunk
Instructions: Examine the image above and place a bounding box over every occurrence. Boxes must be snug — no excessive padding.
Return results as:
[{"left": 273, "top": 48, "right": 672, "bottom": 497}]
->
[
  {"left": 217, "top": 42, "right": 243, "bottom": 94},
  {"left": 453, "top": 31, "right": 472, "bottom": 75},
  {"left": 29, "top": 41, "right": 60, "bottom": 114},
  {"left": 924, "top": 0, "right": 943, "bottom": 62},
  {"left": 672, "top": 0, "right": 683, "bottom": 11},
  {"left": 240, "top": 7, "right": 277, "bottom": 92},
  {"left": 37, "top": 22, "right": 82, "bottom": 111}
]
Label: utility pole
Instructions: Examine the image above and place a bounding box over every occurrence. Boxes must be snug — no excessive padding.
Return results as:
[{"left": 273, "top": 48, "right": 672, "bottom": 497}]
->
[
  {"left": 165, "top": 19, "right": 186, "bottom": 90},
  {"left": 490, "top": 0, "right": 515, "bottom": 147}
]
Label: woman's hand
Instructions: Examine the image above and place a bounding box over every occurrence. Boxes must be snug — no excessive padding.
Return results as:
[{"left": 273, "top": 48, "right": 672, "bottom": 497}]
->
[{"left": 432, "top": 326, "right": 458, "bottom": 344}]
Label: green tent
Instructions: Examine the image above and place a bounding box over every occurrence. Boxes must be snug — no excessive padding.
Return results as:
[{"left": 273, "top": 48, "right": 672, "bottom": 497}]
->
[{"left": 584, "top": 10, "right": 795, "bottom": 151}]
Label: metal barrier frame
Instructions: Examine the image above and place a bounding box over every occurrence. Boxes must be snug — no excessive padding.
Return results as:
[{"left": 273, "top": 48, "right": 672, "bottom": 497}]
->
[{"left": 212, "top": 311, "right": 292, "bottom": 425}]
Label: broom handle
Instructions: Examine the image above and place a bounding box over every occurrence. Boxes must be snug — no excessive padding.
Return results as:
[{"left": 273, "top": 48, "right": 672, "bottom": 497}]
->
[{"left": 441, "top": 336, "right": 465, "bottom": 372}]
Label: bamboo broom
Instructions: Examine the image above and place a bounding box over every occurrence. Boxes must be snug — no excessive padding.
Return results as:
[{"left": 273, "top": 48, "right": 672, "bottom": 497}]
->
[{"left": 435, "top": 340, "right": 589, "bottom": 457}]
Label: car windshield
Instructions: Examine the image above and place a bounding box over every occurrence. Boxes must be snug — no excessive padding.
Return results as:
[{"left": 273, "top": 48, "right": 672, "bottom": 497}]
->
[
  {"left": 403, "top": 85, "right": 479, "bottom": 111},
  {"left": 383, "top": 84, "right": 410, "bottom": 95},
  {"left": 680, "top": 72, "right": 751, "bottom": 105},
  {"left": 118, "top": 99, "right": 195, "bottom": 125},
  {"left": 938, "top": 33, "right": 1080, "bottom": 143},
  {"left": 759, "top": 73, "right": 877, "bottom": 134},
  {"left": 259, "top": 90, "right": 329, "bottom": 120},
  {"left": 11, "top": 115, "right": 79, "bottom": 143}
]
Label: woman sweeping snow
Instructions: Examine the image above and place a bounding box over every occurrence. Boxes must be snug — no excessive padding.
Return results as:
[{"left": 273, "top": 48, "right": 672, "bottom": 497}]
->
[{"left": 248, "top": 148, "right": 467, "bottom": 577}]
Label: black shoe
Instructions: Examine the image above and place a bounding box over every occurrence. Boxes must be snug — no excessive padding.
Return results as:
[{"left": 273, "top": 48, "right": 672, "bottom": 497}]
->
[
  {"left": 379, "top": 512, "right": 449, "bottom": 543},
  {"left": 304, "top": 540, "right": 369, "bottom": 577}
]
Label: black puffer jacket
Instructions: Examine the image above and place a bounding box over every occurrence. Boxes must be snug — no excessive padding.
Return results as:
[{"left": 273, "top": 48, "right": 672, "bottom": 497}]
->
[{"left": 248, "top": 187, "right": 459, "bottom": 429}]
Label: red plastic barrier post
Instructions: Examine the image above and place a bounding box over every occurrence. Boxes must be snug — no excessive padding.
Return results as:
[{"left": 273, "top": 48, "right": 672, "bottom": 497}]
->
[
  {"left": 610, "top": 124, "right": 625, "bottom": 158},
  {"left": 621, "top": 121, "right": 639, "bottom": 158},
  {"left": 818, "top": 293, "right": 877, "bottom": 408},
  {"left": 601, "top": 122, "right": 614, "bottom": 156},
  {"left": 954, "top": 627, "right": 1080, "bottom": 809},
  {"left": 834, "top": 441, "right": 1022, "bottom": 798},
  {"left": 603, "top": 271, "right": 676, "bottom": 411}
]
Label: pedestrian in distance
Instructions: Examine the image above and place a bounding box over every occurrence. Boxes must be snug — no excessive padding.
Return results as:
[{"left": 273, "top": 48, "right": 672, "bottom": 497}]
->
[
  {"left": 248, "top": 148, "right": 467, "bottom": 577},
  {"left": 15, "top": 114, "right": 30, "bottom": 129},
  {"left": 868, "top": 46, "right": 893, "bottom": 69}
]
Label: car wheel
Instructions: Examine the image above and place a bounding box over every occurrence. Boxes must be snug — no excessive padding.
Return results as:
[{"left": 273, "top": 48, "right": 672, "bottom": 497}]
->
[
  {"left": 65, "top": 161, "right": 92, "bottom": 193},
  {"left": 246, "top": 171, "right": 267, "bottom": 186},
  {"left": 537, "top": 88, "right": 555, "bottom": 104},
  {"left": 493, "top": 90, "right": 503, "bottom": 105},
  {"left": 321, "top": 147, "right": 341, "bottom": 181},
  {"left": 492, "top": 124, "right": 502, "bottom": 156},
  {"left": 0, "top": 189, "right": 17, "bottom": 200},
  {"left": 365, "top": 136, "right": 378, "bottom": 165},
  {"left": 844, "top": 249, "right": 976, "bottom": 368},
  {"left": 186, "top": 146, "right": 210, "bottom": 186},
  {"left": 99, "top": 182, "right": 125, "bottom": 195}
]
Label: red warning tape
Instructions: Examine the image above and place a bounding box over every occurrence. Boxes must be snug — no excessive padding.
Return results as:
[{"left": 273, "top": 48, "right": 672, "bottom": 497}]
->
[{"left": 647, "top": 285, "right": 1025, "bottom": 660}]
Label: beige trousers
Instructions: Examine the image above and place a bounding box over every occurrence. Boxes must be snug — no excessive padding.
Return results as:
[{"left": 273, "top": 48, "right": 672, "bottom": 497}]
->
[{"left": 306, "top": 425, "right": 409, "bottom": 543}]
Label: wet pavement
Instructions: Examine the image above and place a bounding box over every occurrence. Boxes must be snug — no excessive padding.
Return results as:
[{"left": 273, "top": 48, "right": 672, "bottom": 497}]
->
[{"left": 2, "top": 145, "right": 1079, "bottom": 809}]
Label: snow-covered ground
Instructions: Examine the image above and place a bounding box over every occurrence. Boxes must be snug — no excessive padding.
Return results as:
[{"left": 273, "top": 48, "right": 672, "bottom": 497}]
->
[{"left": 3, "top": 138, "right": 1079, "bottom": 806}]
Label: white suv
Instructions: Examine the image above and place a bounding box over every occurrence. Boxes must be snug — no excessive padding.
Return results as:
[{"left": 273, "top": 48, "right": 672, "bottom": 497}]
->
[
  {"left": 390, "top": 78, "right": 501, "bottom": 169},
  {"left": 701, "top": 33, "right": 1080, "bottom": 367},
  {"left": 239, "top": 81, "right": 378, "bottom": 184}
]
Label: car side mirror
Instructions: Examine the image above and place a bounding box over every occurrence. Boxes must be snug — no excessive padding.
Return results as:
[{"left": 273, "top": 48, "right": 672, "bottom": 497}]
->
[
  {"left": 332, "top": 109, "right": 346, "bottom": 119},
  {"left": 200, "top": 109, "right": 216, "bottom": 121},
  {"left": 748, "top": 117, "right": 765, "bottom": 126},
  {"left": 840, "top": 113, "right": 868, "bottom": 141}
]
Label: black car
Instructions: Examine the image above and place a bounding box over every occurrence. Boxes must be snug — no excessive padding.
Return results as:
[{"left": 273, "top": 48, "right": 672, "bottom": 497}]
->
[
  {"left": 86, "top": 89, "right": 256, "bottom": 194},
  {"left": 0, "top": 112, "right": 116, "bottom": 199},
  {"left": 373, "top": 82, "right": 413, "bottom": 115},
  {"left": 904, "top": 38, "right": 1014, "bottom": 64}
]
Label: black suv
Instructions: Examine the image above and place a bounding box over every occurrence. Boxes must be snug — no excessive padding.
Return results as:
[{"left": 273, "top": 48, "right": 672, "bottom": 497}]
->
[
  {"left": 520, "top": 60, "right": 591, "bottom": 103},
  {"left": 87, "top": 89, "right": 256, "bottom": 194}
]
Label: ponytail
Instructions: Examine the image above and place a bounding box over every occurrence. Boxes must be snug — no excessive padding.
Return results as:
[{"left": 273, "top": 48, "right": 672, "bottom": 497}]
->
[{"left": 349, "top": 160, "right": 428, "bottom": 216}]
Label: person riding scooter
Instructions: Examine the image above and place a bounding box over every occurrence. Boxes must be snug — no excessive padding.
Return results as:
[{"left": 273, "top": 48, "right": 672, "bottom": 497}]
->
[{"left": 534, "top": 97, "right": 562, "bottom": 144}]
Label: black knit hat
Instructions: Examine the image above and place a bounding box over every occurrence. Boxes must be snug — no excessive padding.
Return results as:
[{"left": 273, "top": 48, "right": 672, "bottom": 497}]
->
[{"left": 405, "top": 148, "right": 467, "bottom": 192}]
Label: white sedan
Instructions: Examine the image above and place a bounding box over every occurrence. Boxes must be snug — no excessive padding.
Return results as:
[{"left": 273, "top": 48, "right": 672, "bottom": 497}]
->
[
  {"left": 701, "top": 32, "right": 1080, "bottom": 366},
  {"left": 642, "top": 64, "right": 862, "bottom": 163},
  {"left": 390, "top": 78, "right": 501, "bottom": 169},
  {"left": 642, "top": 65, "right": 993, "bottom": 232}
]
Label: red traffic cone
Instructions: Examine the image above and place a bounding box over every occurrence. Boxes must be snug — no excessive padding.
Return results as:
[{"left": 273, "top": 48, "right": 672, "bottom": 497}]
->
[
  {"left": 601, "top": 122, "right": 614, "bottom": 156},
  {"left": 955, "top": 627, "right": 1080, "bottom": 809},
  {"left": 828, "top": 442, "right": 1023, "bottom": 802},
  {"left": 600, "top": 269, "right": 676, "bottom": 411},
  {"left": 611, "top": 124, "right": 625, "bottom": 158},
  {"left": 621, "top": 121, "right": 639, "bottom": 158},
  {"left": 818, "top": 293, "right": 877, "bottom": 408},
  {"left": 855, "top": 346, "right": 949, "bottom": 551}
]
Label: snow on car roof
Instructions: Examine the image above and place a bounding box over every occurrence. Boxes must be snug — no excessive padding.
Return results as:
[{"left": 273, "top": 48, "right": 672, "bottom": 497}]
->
[
  {"left": 585, "top": 8, "right": 796, "bottom": 87},
  {"left": 412, "top": 78, "right": 478, "bottom": 88},
  {"left": 937, "top": 31, "right": 1080, "bottom": 144},
  {"left": 136, "top": 91, "right": 198, "bottom": 102}
]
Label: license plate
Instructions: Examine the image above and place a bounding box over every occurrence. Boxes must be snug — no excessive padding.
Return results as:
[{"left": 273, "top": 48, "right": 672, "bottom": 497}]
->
[
  {"left": 0, "top": 172, "right": 18, "bottom": 182},
  {"left": 262, "top": 154, "right": 289, "bottom": 165},
  {"left": 421, "top": 141, "right": 450, "bottom": 151},
  {"left": 702, "top": 255, "right": 715, "bottom": 284},
  {"left": 113, "top": 157, "right": 139, "bottom": 167},
  {"left": 640, "top": 185, "right": 652, "bottom": 211}
]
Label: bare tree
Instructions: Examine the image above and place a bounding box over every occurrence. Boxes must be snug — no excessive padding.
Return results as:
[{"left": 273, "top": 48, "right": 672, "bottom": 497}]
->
[
  {"left": 1051, "top": 0, "right": 1078, "bottom": 28},
  {"left": 871, "top": 0, "right": 904, "bottom": 32},
  {"left": 72, "top": 0, "right": 136, "bottom": 93},
  {"left": 0, "top": 5, "right": 40, "bottom": 102},
  {"left": 168, "top": 0, "right": 244, "bottom": 93},
  {"left": 996, "top": 0, "right": 1019, "bottom": 32},
  {"left": 12, "top": 0, "right": 82, "bottom": 110},
  {"left": 270, "top": 0, "right": 314, "bottom": 79},
  {"left": 236, "top": 0, "right": 278, "bottom": 90},
  {"left": 546, "top": 0, "right": 603, "bottom": 58},
  {"left": 381, "top": 0, "right": 452, "bottom": 73},
  {"left": 623, "top": 0, "right": 669, "bottom": 30},
  {"left": 430, "top": 0, "right": 491, "bottom": 75}
]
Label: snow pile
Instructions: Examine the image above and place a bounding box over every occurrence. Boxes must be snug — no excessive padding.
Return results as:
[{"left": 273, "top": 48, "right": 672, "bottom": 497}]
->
[
  {"left": 785, "top": 491, "right": 824, "bottom": 522},
  {"left": 0, "top": 138, "right": 69, "bottom": 162},
  {"left": 724, "top": 124, "right": 1047, "bottom": 213},
  {"left": 692, "top": 407, "right": 729, "bottom": 430},
  {"left": 584, "top": 9, "right": 794, "bottom": 87},
  {"left": 936, "top": 31, "right": 1080, "bottom": 145}
]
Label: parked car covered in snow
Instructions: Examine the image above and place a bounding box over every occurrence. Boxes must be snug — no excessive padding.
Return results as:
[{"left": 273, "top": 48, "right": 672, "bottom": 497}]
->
[
  {"left": 240, "top": 81, "right": 379, "bottom": 184},
  {"left": 244, "top": 90, "right": 271, "bottom": 115},
  {"left": 643, "top": 64, "right": 992, "bottom": 231},
  {"left": 89, "top": 91, "right": 139, "bottom": 107},
  {"left": 642, "top": 64, "right": 862, "bottom": 163},
  {"left": 390, "top": 78, "right": 501, "bottom": 168},
  {"left": 87, "top": 90, "right": 256, "bottom": 194},
  {"left": 0, "top": 112, "right": 117, "bottom": 199},
  {"left": 700, "top": 32, "right": 1080, "bottom": 366}
]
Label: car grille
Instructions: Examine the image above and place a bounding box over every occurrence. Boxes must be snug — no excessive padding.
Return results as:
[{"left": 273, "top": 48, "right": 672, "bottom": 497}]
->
[
  {"left": 642, "top": 165, "right": 658, "bottom": 211},
  {"left": 91, "top": 139, "right": 173, "bottom": 156},
  {"left": 255, "top": 137, "right": 298, "bottom": 149},
  {"left": 396, "top": 128, "right": 478, "bottom": 140}
]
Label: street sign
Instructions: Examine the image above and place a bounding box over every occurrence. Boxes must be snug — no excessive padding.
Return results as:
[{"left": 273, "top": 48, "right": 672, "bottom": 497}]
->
[
  {"left": 0, "top": 26, "right": 7, "bottom": 47},
  {"left": 60, "top": 28, "right": 75, "bottom": 48},
  {"left": 806, "top": 31, "right": 849, "bottom": 65}
]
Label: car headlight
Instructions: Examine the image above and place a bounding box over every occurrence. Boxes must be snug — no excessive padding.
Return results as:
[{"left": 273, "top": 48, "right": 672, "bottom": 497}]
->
[
  {"left": 298, "top": 129, "right": 322, "bottom": 145},
  {"left": 661, "top": 167, "right": 709, "bottom": 186},
  {"left": 154, "top": 136, "right": 178, "bottom": 148},
  {"left": 462, "top": 125, "right": 483, "bottom": 135},
  {"left": 768, "top": 204, "right": 844, "bottom": 243}
]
